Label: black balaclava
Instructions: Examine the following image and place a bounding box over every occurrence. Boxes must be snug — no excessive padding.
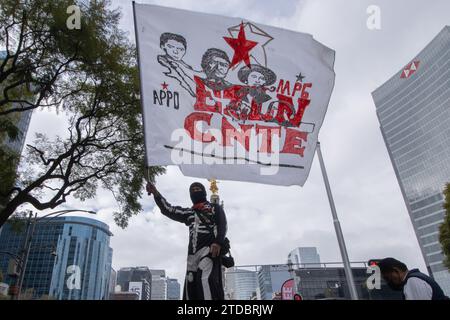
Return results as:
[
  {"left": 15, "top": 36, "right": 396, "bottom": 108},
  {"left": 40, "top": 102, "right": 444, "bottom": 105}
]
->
[{"left": 189, "top": 182, "right": 207, "bottom": 205}]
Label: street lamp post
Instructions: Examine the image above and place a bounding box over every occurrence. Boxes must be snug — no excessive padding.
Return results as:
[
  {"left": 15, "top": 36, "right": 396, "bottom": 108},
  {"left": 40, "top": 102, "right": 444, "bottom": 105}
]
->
[
  {"left": 16, "top": 211, "right": 36, "bottom": 300},
  {"left": 16, "top": 209, "right": 96, "bottom": 300}
]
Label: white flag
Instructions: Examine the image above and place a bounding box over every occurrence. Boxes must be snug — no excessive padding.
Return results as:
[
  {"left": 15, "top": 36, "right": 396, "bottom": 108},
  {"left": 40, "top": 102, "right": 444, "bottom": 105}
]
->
[{"left": 134, "top": 3, "right": 335, "bottom": 186}]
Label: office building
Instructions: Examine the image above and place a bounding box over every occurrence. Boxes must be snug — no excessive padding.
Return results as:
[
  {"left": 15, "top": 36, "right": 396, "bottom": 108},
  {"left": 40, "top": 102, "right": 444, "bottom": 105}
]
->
[
  {"left": 0, "top": 50, "right": 33, "bottom": 203},
  {"left": 1, "top": 109, "right": 32, "bottom": 157},
  {"left": 166, "top": 277, "right": 181, "bottom": 300},
  {"left": 256, "top": 265, "right": 291, "bottom": 300},
  {"left": 116, "top": 267, "right": 152, "bottom": 300},
  {"left": 294, "top": 266, "right": 402, "bottom": 300},
  {"left": 0, "top": 216, "right": 113, "bottom": 299},
  {"left": 109, "top": 268, "right": 117, "bottom": 297},
  {"left": 287, "top": 247, "right": 321, "bottom": 268},
  {"left": 372, "top": 26, "right": 450, "bottom": 294},
  {"left": 225, "top": 268, "right": 258, "bottom": 300},
  {"left": 150, "top": 269, "right": 167, "bottom": 300},
  {"left": 0, "top": 50, "right": 33, "bottom": 157}
]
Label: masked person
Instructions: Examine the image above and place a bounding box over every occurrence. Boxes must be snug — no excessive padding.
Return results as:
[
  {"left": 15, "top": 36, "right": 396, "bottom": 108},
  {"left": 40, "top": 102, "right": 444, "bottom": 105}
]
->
[
  {"left": 378, "top": 257, "right": 449, "bottom": 300},
  {"left": 146, "top": 181, "right": 227, "bottom": 300}
]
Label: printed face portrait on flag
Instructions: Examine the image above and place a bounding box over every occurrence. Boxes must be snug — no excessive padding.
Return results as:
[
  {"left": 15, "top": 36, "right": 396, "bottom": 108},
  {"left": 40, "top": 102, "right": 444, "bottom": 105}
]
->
[{"left": 134, "top": 3, "right": 335, "bottom": 186}]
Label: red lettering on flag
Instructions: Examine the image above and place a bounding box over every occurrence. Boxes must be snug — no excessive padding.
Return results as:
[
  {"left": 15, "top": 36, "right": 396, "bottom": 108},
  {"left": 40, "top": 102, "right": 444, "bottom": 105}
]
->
[
  {"left": 281, "top": 128, "right": 308, "bottom": 157},
  {"left": 184, "top": 112, "right": 216, "bottom": 142},
  {"left": 221, "top": 116, "right": 252, "bottom": 151}
]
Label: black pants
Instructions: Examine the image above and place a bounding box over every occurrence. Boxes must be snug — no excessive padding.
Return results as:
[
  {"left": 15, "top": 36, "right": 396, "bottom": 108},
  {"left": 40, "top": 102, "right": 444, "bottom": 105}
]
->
[{"left": 183, "top": 246, "right": 224, "bottom": 300}]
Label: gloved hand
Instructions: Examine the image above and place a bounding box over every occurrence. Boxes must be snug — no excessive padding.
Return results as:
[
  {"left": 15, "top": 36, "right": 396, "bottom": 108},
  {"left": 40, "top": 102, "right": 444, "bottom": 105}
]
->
[
  {"left": 210, "top": 243, "right": 222, "bottom": 258},
  {"left": 146, "top": 182, "right": 159, "bottom": 197}
]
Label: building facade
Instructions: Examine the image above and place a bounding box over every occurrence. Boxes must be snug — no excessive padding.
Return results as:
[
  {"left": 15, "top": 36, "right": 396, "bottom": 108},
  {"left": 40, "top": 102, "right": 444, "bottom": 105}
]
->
[
  {"left": 0, "top": 50, "right": 33, "bottom": 208},
  {"left": 0, "top": 50, "right": 33, "bottom": 157},
  {"left": 0, "top": 216, "right": 113, "bottom": 300},
  {"left": 372, "top": 26, "right": 450, "bottom": 294},
  {"left": 166, "top": 277, "right": 181, "bottom": 300},
  {"left": 287, "top": 247, "right": 321, "bottom": 268},
  {"left": 109, "top": 268, "right": 117, "bottom": 297},
  {"left": 116, "top": 267, "right": 152, "bottom": 300},
  {"left": 294, "top": 267, "right": 402, "bottom": 300},
  {"left": 225, "top": 268, "right": 258, "bottom": 300},
  {"left": 256, "top": 265, "right": 291, "bottom": 300},
  {"left": 1, "top": 109, "right": 32, "bottom": 157},
  {"left": 150, "top": 269, "right": 167, "bottom": 300}
]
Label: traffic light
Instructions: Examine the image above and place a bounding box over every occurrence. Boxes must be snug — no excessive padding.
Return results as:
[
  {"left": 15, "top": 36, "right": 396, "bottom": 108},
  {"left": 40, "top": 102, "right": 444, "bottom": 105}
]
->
[{"left": 368, "top": 259, "right": 381, "bottom": 267}]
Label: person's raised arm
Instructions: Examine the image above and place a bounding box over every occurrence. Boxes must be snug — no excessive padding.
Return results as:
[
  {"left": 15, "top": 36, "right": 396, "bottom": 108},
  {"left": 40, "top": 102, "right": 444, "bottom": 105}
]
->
[{"left": 146, "top": 182, "right": 192, "bottom": 225}]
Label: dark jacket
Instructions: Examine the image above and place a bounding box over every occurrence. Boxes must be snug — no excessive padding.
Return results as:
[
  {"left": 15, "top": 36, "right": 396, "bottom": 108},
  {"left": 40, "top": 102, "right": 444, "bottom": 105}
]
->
[
  {"left": 402, "top": 269, "right": 449, "bottom": 300},
  {"left": 154, "top": 195, "right": 227, "bottom": 255}
]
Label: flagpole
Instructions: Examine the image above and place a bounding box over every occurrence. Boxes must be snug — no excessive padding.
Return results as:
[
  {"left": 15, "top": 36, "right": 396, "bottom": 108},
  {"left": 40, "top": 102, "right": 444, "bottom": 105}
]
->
[
  {"left": 316, "top": 141, "right": 359, "bottom": 300},
  {"left": 132, "top": 1, "right": 151, "bottom": 182}
]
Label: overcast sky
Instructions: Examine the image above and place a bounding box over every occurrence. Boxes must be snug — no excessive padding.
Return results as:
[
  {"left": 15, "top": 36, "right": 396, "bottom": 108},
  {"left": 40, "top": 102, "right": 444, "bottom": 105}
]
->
[{"left": 25, "top": 0, "right": 450, "bottom": 284}]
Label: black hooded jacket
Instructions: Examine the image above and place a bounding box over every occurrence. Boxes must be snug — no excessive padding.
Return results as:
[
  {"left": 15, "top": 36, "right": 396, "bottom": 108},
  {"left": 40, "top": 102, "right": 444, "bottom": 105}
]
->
[{"left": 154, "top": 194, "right": 227, "bottom": 255}]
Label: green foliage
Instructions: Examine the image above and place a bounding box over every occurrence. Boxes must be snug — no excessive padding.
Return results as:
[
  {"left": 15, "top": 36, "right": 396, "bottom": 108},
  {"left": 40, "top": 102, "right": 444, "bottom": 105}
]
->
[
  {"left": 439, "top": 183, "right": 450, "bottom": 270},
  {"left": 0, "top": 147, "right": 18, "bottom": 206},
  {"left": 0, "top": 0, "right": 164, "bottom": 228}
]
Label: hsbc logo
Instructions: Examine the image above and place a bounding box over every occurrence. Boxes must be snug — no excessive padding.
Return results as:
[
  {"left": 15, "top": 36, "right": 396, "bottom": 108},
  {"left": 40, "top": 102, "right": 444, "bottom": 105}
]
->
[{"left": 400, "top": 60, "right": 420, "bottom": 79}]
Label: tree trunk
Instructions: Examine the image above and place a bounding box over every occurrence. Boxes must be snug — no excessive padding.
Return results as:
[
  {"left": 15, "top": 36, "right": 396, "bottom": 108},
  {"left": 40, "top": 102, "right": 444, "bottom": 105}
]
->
[{"left": 0, "top": 196, "right": 23, "bottom": 228}]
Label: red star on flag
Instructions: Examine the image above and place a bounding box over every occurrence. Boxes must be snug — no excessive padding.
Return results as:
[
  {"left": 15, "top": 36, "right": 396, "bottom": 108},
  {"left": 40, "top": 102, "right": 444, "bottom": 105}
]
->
[
  {"left": 400, "top": 60, "right": 420, "bottom": 79},
  {"left": 161, "top": 82, "right": 169, "bottom": 90},
  {"left": 223, "top": 23, "right": 258, "bottom": 68}
]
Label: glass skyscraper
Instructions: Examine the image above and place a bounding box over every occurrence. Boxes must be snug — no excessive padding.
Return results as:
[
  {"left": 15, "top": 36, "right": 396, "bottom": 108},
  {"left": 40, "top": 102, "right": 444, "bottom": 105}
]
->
[
  {"left": 116, "top": 266, "right": 152, "bottom": 300},
  {"left": 294, "top": 267, "right": 402, "bottom": 300},
  {"left": 372, "top": 26, "right": 450, "bottom": 294},
  {"left": 0, "top": 50, "right": 33, "bottom": 174},
  {"left": 1, "top": 109, "right": 32, "bottom": 157},
  {"left": 150, "top": 269, "right": 167, "bottom": 300},
  {"left": 166, "top": 277, "right": 181, "bottom": 300},
  {"left": 0, "top": 216, "right": 113, "bottom": 299},
  {"left": 256, "top": 265, "right": 291, "bottom": 300},
  {"left": 287, "top": 247, "right": 321, "bottom": 268},
  {"left": 0, "top": 51, "right": 33, "bottom": 158},
  {"left": 225, "top": 268, "right": 258, "bottom": 300}
]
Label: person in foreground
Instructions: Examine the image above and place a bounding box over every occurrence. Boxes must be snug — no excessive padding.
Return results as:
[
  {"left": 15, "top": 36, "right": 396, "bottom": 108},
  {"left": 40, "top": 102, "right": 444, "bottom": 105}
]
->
[
  {"left": 146, "top": 181, "right": 227, "bottom": 300},
  {"left": 378, "top": 257, "right": 449, "bottom": 300}
]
